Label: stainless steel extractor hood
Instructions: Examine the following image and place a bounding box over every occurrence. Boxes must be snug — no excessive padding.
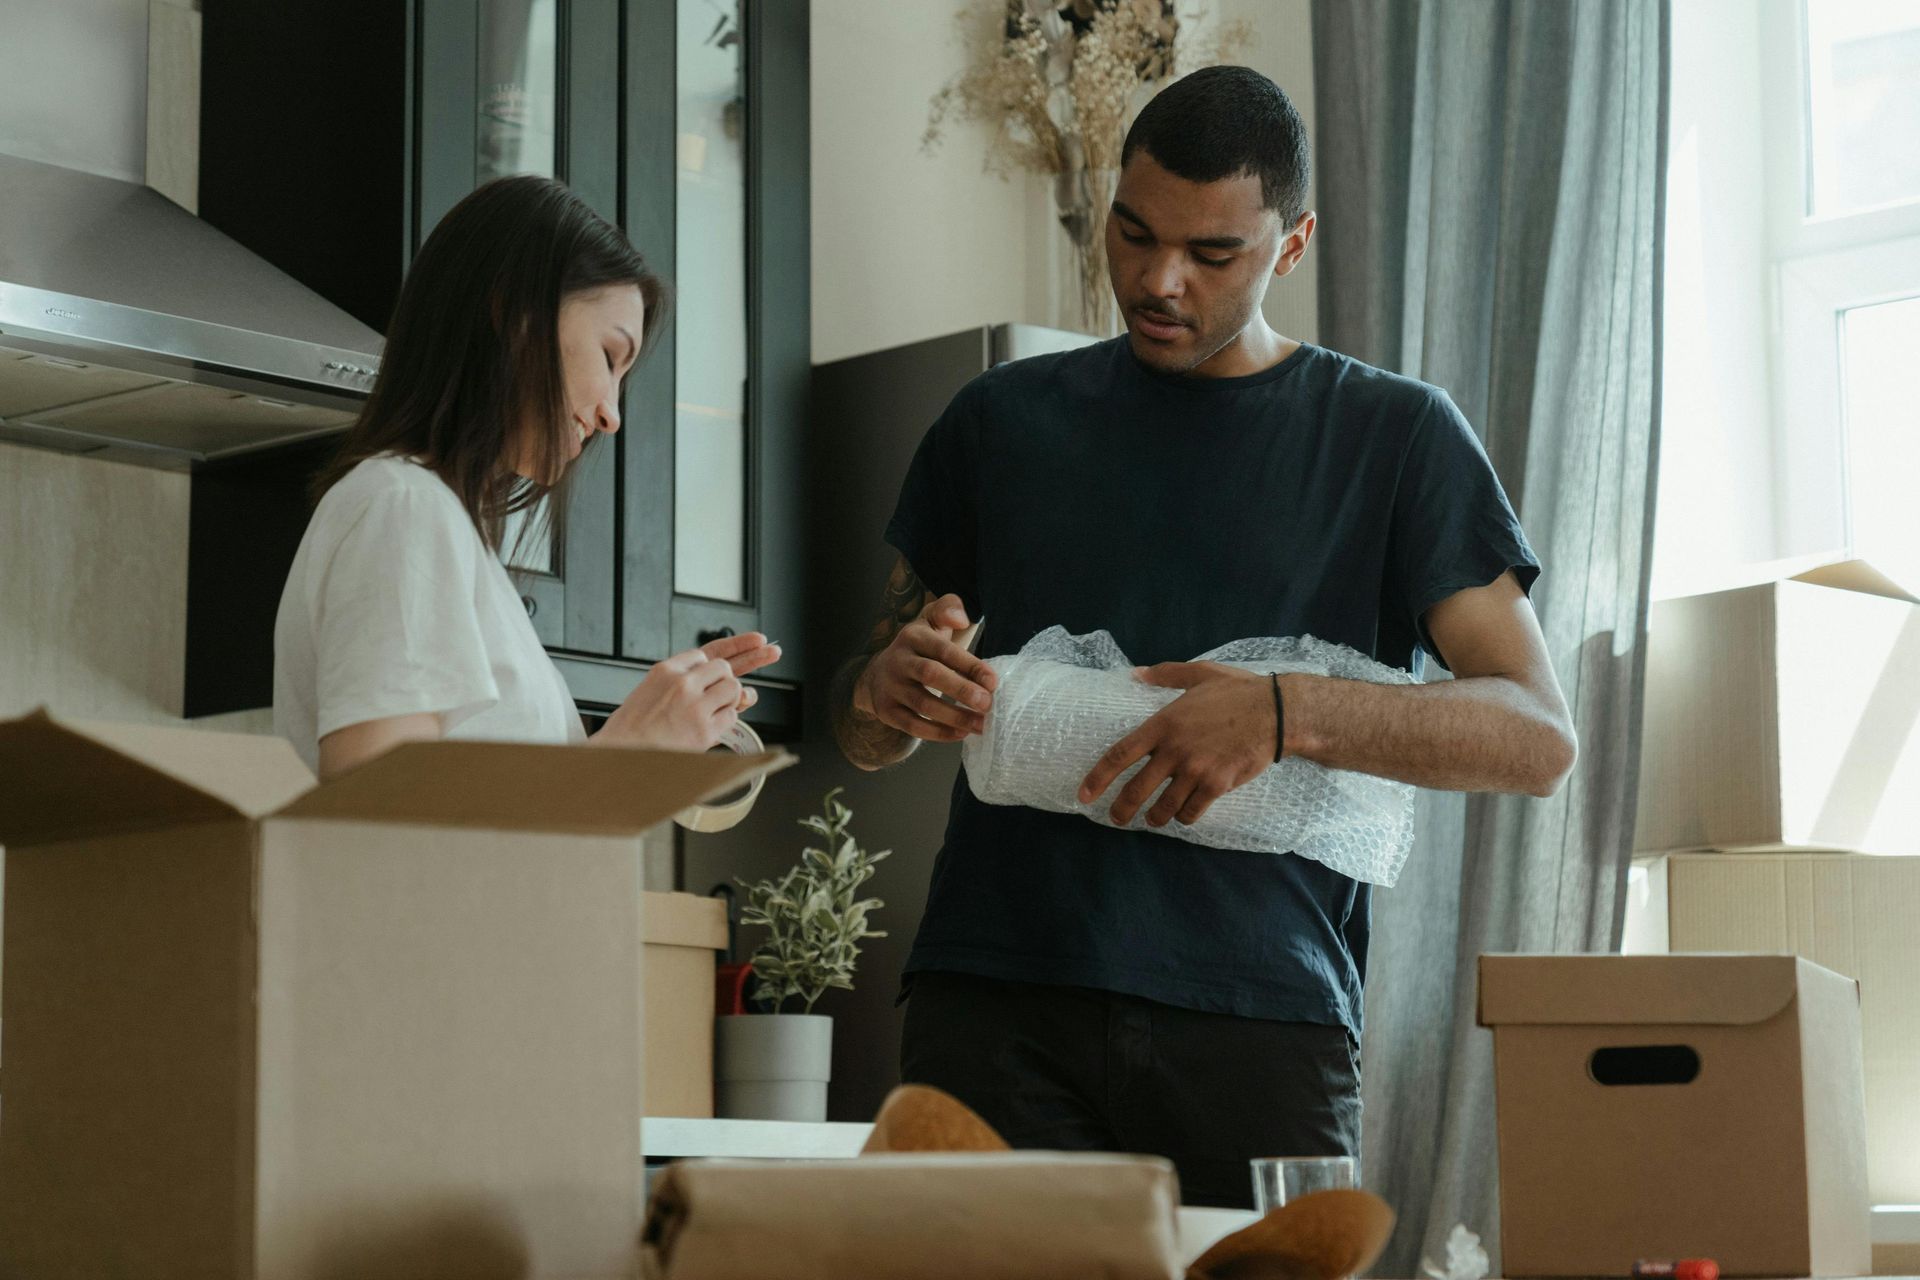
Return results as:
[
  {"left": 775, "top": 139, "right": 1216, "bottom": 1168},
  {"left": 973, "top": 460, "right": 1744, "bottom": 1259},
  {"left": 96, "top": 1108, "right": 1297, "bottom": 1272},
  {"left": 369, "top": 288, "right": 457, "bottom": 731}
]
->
[{"left": 0, "top": 152, "right": 382, "bottom": 469}]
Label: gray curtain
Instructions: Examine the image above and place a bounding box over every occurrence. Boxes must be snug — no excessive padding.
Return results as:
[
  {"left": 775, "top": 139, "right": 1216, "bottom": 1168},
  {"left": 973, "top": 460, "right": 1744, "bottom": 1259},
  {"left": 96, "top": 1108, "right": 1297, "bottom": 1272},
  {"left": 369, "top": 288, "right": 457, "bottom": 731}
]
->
[{"left": 1309, "top": 3, "right": 1668, "bottom": 1275}]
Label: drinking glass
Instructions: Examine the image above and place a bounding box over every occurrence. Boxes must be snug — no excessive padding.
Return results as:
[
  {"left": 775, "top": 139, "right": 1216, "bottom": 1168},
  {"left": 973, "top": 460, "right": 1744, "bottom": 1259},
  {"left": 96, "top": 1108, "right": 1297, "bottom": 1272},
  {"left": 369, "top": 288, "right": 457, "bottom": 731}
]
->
[{"left": 1250, "top": 1155, "right": 1358, "bottom": 1212}]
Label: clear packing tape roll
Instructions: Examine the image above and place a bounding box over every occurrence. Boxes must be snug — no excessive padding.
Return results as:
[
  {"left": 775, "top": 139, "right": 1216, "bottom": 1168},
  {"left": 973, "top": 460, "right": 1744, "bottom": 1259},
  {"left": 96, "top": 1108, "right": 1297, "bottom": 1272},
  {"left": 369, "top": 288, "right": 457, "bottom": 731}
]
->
[
  {"left": 960, "top": 627, "right": 1419, "bottom": 886},
  {"left": 673, "top": 720, "right": 768, "bottom": 833}
]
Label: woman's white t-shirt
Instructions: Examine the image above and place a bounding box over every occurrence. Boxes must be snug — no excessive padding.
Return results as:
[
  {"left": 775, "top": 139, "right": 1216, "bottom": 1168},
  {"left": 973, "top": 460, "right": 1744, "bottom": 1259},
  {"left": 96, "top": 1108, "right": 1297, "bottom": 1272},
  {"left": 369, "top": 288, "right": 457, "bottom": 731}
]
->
[{"left": 273, "top": 455, "right": 586, "bottom": 771}]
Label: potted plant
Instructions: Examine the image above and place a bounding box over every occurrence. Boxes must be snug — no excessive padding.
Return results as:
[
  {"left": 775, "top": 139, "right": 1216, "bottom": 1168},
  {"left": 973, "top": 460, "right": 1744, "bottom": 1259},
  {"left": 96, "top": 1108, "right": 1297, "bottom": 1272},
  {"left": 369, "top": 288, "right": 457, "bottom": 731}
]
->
[{"left": 715, "top": 789, "right": 889, "bottom": 1122}]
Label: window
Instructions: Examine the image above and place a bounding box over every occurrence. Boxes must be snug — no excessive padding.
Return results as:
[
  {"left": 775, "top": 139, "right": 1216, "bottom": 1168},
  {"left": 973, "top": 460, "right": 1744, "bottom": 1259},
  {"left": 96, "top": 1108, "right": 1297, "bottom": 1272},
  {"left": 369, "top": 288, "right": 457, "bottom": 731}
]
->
[
  {"left": 1652, "top": 0, "right": 1920, "bottom": 600},
  {"left": 1840, "top": 295, "right": 1920, "bottom": 588},
  {"left": 1804, "top": 1, "right": 1920, "bottom": 217}
]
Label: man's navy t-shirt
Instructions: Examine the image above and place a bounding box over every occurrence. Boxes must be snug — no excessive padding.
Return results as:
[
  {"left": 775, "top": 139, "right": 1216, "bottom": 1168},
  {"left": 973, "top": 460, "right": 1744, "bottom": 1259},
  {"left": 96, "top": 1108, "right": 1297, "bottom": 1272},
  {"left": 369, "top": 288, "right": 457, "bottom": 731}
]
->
[{"left": 883, "top": 337, "right": 1538, "bottom": 1033}]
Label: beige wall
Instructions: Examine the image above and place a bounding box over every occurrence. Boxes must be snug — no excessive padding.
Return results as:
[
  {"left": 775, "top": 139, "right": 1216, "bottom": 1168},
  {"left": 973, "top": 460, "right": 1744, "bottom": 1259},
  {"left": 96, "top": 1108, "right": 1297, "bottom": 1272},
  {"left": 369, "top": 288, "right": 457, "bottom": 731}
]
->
[
  {"left": 808, "top": 1, "right": 1052, "bottom": 363},
  {"left": 1237, "top": 0, "right": 1318, "bottom": 345},
  {"left": 0, "top": 445, "right": 191, "bottom": 723},
  {"left": 0, "top": 445, "right": 273, "bottom": 732},
  {"left": 810, "top": 0, "right": 1319, "bottom": 363}
]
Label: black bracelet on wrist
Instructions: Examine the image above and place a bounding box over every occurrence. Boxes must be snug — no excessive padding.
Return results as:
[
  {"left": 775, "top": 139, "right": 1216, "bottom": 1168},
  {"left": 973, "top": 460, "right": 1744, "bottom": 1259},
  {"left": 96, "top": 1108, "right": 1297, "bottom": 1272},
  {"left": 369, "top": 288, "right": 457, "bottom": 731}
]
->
[{"left": 1270, "top": 672, "right": 1286, "bottom": 764}]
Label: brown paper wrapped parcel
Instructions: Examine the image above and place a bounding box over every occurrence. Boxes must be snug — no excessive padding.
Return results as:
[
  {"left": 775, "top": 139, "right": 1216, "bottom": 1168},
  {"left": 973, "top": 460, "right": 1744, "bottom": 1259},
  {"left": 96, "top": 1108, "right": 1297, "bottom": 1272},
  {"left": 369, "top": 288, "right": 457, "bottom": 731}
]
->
[{"left": 640, "top": 1151, "right": 1184, "bottom": 1280}]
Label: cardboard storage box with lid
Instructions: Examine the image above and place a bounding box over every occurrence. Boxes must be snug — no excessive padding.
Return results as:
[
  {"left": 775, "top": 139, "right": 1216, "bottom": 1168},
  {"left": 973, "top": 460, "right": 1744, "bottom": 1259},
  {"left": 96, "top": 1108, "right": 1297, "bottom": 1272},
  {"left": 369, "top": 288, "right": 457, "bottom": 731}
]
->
[
  {"left": 1635, "top": 557, "right": 1920, "bottom": 856},
  {"left": 0, "top": 709, "right": 791, "bottom": 1280},
  {"left": 1479, "top": 953, "right": 1870, "bottom": 1279}
]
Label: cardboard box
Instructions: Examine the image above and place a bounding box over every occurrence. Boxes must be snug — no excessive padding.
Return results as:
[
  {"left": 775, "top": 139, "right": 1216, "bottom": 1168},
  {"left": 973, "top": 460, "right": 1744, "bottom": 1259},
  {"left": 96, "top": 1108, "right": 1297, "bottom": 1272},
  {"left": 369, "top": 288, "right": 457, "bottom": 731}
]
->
[
  {"left": 0, "top": 709, "right": 790, "bottom": 1280},
  {"left": 640, "top": 1152, "right": 1184, "bottom": 1280},
  {"left": 1625, "top": 851, "right": 1920, "bottom": 1205},
  {"left": 1479, "top": 953, "right": 1871, "bottom": 1278},
  {"left": 642, "top": 891, "right": 728, "bottom": 1118},
  {"left": 1634, "top": 558, "right": 1920, "bottom": 855}
]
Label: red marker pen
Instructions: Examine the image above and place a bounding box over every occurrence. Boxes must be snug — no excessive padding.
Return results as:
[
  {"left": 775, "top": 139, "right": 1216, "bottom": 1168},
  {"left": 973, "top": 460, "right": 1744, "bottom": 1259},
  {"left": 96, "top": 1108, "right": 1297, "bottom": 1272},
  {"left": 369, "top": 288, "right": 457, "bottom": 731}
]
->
[{"left": 1632, "top": 1260, "right": 1718, "bottom": 1280}]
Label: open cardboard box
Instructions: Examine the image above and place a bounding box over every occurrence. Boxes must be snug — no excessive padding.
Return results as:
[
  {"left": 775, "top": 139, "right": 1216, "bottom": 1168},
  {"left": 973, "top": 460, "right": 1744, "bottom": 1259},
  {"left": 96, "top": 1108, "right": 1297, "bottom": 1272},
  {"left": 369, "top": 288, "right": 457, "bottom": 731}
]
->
[
  {"left": 1635, "top": 556, "right": 1920, "bottom": 855},
  {"left": 0, "top": 708, "right": 791, "bottom": 1280}
]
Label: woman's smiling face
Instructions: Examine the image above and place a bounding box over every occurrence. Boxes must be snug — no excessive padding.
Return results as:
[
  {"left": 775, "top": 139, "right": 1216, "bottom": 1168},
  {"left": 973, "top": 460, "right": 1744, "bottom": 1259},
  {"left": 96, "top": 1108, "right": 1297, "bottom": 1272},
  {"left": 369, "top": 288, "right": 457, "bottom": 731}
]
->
[{"left": 513, "top": 282, "right": 647, "bottom": 481}]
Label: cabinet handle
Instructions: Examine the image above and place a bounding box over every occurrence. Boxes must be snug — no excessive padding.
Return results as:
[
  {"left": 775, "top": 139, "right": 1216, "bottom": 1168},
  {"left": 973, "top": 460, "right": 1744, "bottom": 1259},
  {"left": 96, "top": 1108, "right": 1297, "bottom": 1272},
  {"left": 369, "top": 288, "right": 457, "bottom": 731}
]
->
[
  {"left": 697, "top": 626, "right": 736, "bottom": 646},
  {"left": 521, "top": 595, "right": 538, "bottom": 618}
]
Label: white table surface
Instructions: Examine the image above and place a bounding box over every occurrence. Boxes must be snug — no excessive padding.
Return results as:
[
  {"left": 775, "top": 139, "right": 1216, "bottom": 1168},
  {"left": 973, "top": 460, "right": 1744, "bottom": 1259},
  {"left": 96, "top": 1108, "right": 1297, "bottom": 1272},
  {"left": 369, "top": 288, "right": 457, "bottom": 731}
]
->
[{"left": 641, "top": 1116, "right": 873, "bottom": 1160}]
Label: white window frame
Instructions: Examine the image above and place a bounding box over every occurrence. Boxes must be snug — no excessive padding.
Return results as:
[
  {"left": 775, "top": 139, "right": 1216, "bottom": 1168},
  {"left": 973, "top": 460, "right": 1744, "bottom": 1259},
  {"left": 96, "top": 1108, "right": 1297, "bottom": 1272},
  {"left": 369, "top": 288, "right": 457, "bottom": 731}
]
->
[{"left": 1760, "top": 0, "right": 1920, "bottom": 562}]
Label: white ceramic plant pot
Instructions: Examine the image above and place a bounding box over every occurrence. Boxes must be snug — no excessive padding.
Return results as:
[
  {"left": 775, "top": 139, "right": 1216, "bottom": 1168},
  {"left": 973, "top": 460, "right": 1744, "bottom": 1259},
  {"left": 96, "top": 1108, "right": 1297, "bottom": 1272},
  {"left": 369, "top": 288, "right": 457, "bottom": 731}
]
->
[{"left": 714, "top": 1014, "right": 832, "bottom": 1122}]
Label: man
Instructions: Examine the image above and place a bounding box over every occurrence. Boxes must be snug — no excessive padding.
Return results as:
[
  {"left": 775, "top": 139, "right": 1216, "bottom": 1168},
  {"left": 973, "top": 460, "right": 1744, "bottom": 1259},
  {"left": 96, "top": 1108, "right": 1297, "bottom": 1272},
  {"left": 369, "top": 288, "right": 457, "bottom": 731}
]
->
[{"left": 829, "top": 65, "right": 1576, "bottom": 1209}]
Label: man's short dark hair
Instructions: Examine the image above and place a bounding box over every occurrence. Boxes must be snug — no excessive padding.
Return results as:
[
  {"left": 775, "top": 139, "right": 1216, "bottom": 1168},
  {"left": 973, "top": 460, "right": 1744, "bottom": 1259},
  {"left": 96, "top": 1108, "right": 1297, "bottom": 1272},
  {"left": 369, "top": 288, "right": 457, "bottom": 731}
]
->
[{"left": 1120, "top": 65, "right": 1310, "bottom": 226}]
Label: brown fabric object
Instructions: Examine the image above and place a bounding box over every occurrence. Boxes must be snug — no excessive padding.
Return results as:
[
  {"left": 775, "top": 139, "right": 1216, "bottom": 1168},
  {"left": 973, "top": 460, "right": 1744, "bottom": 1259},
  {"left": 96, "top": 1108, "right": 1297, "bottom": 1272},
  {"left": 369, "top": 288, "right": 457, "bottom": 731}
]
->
[
  {"left": 639, "top": 1153, "right": 1183, "bottom": 1280},
  {"left": 1188, "top": 1189, "right": 1396, "bottom": 1280},
  {"left": 860, "top": 1083, "right": 1009, "bottom": 1155}
]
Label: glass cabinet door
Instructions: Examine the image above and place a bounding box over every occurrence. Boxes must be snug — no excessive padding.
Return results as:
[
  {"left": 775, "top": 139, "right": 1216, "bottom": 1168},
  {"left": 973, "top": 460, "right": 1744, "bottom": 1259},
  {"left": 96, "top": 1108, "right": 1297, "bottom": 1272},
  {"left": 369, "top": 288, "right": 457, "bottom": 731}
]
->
[
  {"left": 620, "top": 0, "right": 808, "bottom": 682},
  {"left": 477, "top": 0, "right": 560, "bottom": 184},
  {"left": 672, "top": 0, "right": 751, "bottom": 607},
  {"left": 480, "top": 0, "right": 560, "bottom": 560},
  {"left": 480, "top": 0, "right": 567, "bottom": 639},
  {"left": 416, "top": 0, "right": 621, "bottom": 656},
  {"left": 415, "top": 0, "right": 564, "bottom": 240}
]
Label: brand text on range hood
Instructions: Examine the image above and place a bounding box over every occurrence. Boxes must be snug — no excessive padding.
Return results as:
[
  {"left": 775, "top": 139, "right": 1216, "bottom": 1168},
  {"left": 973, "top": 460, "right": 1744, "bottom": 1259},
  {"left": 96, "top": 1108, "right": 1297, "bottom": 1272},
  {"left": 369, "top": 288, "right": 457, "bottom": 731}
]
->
[{"left": 0, "top": 152, "right": 382, "bottom": 468}]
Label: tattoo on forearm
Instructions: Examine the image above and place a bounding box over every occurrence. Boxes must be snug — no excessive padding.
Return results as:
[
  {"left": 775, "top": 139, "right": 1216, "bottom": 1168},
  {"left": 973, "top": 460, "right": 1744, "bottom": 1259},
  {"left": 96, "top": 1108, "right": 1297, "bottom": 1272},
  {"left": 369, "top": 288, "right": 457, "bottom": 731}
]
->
[
  {"left": 830, "top": 555, "right": 928, "bottom": 768},
  {"left": 869, "top": 554, "right": 927, "bottom": 656}
]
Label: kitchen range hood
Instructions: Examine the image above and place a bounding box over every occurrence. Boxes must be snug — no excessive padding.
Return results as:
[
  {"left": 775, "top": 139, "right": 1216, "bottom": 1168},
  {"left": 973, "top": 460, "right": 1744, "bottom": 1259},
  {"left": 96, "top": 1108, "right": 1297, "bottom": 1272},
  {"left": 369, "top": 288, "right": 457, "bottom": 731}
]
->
[{"left": 0, "top": 152, "right": 382, "bottom": 469}]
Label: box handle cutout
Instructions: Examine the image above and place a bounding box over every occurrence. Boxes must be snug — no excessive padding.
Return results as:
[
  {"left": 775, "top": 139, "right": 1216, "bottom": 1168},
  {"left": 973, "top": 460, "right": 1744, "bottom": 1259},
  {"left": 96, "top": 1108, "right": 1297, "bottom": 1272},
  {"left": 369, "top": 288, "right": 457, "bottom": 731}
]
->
[{"left": 1588, "top": 1045, "right": 1700, "bottom": 1086}]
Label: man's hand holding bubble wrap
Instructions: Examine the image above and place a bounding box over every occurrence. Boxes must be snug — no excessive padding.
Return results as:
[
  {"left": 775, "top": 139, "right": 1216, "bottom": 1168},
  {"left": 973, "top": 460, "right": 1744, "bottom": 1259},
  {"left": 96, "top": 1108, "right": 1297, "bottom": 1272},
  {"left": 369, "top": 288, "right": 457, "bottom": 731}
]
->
[
  {"left": 841, "top": 573, "right": 1573, "bottom": 892},
  {"left": 965, "top": 626, "right": 1419, "bottom": 886}
]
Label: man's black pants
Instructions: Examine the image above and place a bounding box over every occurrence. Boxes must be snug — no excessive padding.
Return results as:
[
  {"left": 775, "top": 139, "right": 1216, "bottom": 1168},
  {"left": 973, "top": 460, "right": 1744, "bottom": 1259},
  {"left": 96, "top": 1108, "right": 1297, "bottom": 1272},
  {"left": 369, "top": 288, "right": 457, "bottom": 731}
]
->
[{"left": 899, "top": 970, "right": 1361, "bottom": 1209}]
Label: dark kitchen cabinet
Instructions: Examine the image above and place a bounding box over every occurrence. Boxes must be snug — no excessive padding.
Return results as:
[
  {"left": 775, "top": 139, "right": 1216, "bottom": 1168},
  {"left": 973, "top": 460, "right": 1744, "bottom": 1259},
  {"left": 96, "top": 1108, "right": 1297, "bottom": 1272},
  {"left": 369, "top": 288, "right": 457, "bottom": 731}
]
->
[{"left": 198, "top": 0, "right": 807, "bottom": 731}]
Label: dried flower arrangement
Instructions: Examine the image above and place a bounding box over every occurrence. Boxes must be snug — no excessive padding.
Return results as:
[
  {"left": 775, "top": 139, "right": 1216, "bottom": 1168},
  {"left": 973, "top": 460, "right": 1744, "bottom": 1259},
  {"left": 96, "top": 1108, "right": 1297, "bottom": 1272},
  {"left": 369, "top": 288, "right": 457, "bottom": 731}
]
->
[{"left": 925, "top": 0, "right": 1251, "bottom": 335}]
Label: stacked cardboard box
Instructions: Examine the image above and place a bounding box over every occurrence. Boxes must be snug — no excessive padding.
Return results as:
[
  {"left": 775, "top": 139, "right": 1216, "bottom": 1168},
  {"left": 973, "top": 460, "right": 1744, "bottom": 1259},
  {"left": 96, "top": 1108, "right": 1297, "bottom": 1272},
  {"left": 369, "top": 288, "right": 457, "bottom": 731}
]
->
[
  {"left": 1630, "top": 557, "right": 1920, "bottom": 1272},
  {"left": 1633, "top": 558, "right": 1920, "bottom": 857},
  {"left": 642, "top": 890, "right": 730, "bottom": 1117}
]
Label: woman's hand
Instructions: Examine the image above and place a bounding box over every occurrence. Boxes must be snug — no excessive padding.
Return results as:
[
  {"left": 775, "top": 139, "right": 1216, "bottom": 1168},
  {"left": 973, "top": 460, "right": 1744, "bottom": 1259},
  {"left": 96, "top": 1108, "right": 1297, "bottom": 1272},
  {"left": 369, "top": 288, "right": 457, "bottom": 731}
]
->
[{"left": 591, "top": 631, "right": 782, "bottom": 751}]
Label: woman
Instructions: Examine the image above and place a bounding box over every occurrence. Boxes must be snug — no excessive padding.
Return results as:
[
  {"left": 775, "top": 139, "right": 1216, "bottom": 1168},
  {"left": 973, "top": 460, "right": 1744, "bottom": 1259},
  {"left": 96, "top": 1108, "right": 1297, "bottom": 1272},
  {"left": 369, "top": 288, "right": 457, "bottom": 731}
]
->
[{"left": 274, "top": 176, "right": 778, "bottom": 778}]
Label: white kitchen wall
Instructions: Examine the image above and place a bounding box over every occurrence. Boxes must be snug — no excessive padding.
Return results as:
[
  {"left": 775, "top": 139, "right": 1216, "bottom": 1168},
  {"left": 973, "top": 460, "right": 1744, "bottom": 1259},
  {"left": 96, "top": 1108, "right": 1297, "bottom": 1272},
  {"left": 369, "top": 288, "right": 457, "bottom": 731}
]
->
[
  {"left": 811, "top": 0, "right": 1319, "bottom": 363},
  {"left": 808, "top": 1, "right": 1049, "bottom": 363}
]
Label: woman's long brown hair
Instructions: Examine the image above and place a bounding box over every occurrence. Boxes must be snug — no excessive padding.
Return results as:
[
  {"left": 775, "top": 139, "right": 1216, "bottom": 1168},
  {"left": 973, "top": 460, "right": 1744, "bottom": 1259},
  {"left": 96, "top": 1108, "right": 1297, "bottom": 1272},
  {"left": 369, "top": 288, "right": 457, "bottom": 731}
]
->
[{"left": 314, "top": 175, "right": 669, "bottom": 554}]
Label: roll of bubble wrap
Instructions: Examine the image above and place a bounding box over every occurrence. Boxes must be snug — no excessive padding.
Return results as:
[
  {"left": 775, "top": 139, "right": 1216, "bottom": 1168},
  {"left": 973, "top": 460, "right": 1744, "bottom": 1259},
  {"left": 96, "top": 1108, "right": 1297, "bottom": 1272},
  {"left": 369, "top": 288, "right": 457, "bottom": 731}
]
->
[{"left": 960, "top": 627, "right": 1418, "bottom": 886}]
